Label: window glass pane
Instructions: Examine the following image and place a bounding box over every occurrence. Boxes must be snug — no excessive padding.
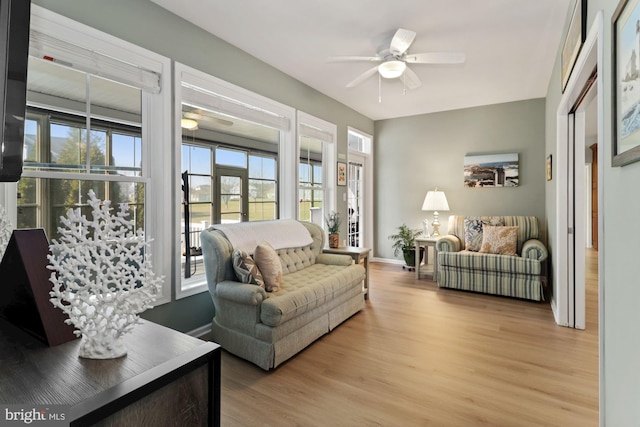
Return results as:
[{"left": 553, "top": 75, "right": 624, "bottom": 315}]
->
[
  {"left": 299, "top": 163, "right": 310, "bottom": 183},
  {"left": 189, "top": 175, "right": 212, "bottom": 203},
  {"left": 50, "top": 123, "right": 107, "bottom": 171},
  {"left": 221, "top": 212, "right": 241, "bottom": 223},
  {"left": 17, "top": 177, "right": 144, "bottom": 241},
  {"left": 248, "top": 202, "right": 276, "bottom": 221},
  {"left": 24, "top": 119, "right": 38, "bottom": 162},
  {"left": 216, "top": 147, "right": 246, "bottom": 168},
  {"left": 27, "top": 58, "right": 86, "bottom": 116},
  {"left": 313, "top": 164, "right": 322, "bottom": 185},
  {"left": 182, "top": 145, "right": 211, "bottom": 175},
  {"left": 249, "top": 155, "right": 275, "bottom": 180},
  {"left": 112, "top": 133, "right": 142, "bottom": 176},
  {"left": 187, "top": 203, "right": 212, "bottom": 226},
  {"left": 249, "top": 179, "right": 276, "bottom": 202}
]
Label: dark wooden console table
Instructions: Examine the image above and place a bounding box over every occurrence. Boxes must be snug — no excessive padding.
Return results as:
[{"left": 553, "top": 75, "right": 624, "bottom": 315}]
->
[{"left": 0, "top": 318, "right": 221, "bottom": 426}]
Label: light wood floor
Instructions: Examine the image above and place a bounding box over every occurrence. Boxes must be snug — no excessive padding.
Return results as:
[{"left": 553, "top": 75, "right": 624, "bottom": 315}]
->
[{"left": 214, "top": 253, "right": 599, "bottom": 426}]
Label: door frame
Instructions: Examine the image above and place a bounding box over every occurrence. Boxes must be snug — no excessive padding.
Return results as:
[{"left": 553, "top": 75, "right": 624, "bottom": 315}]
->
[
  {"left": 348, "top": 128, "right": 373, "bottom": 250},
  {"left": 554, "top": 10, "right": 604, "bottom": 424},
  {"left": 214, "top": 165, "right": 248, "bottom": 223},
  {"left": 554, "top": 11, "right": 603, "bottom": 328}
]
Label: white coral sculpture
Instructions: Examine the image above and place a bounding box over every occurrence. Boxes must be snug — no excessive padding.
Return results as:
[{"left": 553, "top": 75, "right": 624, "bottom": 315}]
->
[
  {"left": 48, "top": 190, "right": 163, "bottom": 359},
  {"left": 0, "top": 204, "right": 12, "bottom": 261}
]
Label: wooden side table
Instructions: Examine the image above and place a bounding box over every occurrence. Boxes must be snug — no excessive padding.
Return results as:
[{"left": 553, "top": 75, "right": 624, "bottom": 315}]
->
[
  {"left": 415, "top": 236, "right": 440, "bottom": 280},
  {"left": 323, "top": 246, "right": 371, "bottom": 299}
]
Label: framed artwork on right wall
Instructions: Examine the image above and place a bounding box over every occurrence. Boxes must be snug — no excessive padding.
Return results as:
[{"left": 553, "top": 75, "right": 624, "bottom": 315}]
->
[{"left": 613, "top": 0, "right": 640, "bottom": 166}]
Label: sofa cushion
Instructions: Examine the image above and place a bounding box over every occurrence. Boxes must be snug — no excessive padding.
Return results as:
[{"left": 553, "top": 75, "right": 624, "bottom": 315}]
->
[
  {"left": 254, "top": 241, "right": 283, "bottom": 292},
  {"left": 447, "top": 215, "right": 540, "bottom": 252},
  {"left": 439, "top": 250, "right": 541, "bottom": 275},
  {"left": 464, "top": 217, "right": 503, "bottom": 251},
  {"left": 232, "top": 249, "right": 265, "bottom": 288},
  {"left": 260, "top": 263, "right": 364, "bottom": 327},
  {"left": 479, "top": 226, "right": 518, "bottom": 256}
]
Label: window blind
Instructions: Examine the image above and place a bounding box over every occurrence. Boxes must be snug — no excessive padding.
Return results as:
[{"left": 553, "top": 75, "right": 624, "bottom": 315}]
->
[
  {"left": 299, "top": 123, "right": 334, "bottom": 143},
  {"left": 181, "top": 83, "right": 290, "bottom": 132},
  {"left": 29, "top": 30, "right": 161, "bottom": 94}
]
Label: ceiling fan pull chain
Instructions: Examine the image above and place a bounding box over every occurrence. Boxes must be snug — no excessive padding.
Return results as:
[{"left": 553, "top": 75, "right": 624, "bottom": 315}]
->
[
  {"left": 378, "top": 73, "right": 382, "bottom": 103},
  {"left": 403, "top": 73, "right": 407, "bottom": 96}
]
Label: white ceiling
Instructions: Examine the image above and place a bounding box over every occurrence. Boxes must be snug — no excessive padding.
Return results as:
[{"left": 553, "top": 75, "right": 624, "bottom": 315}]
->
[{"left": 150, "top": 0, "right": 571, "bottom": 121}]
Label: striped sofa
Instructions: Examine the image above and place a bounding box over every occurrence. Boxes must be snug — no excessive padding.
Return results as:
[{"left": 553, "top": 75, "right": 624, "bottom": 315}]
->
[{"left": 435, "top": 215, "right": 548, "bottom": 301}]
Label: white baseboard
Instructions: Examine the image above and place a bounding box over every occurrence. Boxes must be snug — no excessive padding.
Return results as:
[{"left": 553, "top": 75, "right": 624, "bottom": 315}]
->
[
  {"left": 187, "top": 323, "right": 212, "bottom": 338},
  {"left": 370, "top": 256, "right": 405, "bottom": 265}
]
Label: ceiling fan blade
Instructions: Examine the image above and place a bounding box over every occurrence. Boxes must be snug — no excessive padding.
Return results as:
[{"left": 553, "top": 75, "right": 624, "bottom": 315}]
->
[
  {"left": 403, "top": 67, "right": 422, "bottom": 90},
  {"left": 346, "top": 65, "right": 379, "bottom": 88},
  {"left": 405, "top": 52, "right": 466, "bottom": 64},
  {"left": 389, "top": 28, "right": 416, "bottom": 56},
  {"left": 328, "top": 55, "right": 381, "bottom": 63}
]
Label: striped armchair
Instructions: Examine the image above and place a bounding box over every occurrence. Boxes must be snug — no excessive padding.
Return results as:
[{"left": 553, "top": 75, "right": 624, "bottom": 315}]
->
[{"left": 435, "top": 215, "right": 548, "bottom": 301}]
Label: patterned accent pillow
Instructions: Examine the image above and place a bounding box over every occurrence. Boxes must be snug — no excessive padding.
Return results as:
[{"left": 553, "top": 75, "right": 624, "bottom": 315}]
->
[
  {"left": 232, "top": 249, "right": 264, "bottom": 288},
  {"left": 253, "top": 241, "right": 283, "bottom": 292},
  {"left": 479, "top": 226, "right": 519, "bottom": 256},
  {"left": 464, "top": 217, "right": 503, "bottom": 251}
]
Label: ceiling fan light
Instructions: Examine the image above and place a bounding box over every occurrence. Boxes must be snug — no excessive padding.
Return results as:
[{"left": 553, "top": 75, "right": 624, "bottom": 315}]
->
[
  {"left": 378, "top": 60, "right": 406, "bottom": 79},
  {"left": 181, "top": 118, "right": 199, "bottom": 130}
]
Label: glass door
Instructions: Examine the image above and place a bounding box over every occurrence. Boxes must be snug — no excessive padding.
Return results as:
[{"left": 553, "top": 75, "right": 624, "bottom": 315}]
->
[
  {"left": 215, "top": 166, "right": 248, "bottom": 223},
  {"left": 348, "top": 154, "right": 365, "bottom": 247}
]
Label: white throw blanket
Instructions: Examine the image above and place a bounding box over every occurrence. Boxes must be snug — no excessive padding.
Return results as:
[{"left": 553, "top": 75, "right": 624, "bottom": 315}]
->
[{"left": 212, "top": 219, "right": 314, "bottom": 254}]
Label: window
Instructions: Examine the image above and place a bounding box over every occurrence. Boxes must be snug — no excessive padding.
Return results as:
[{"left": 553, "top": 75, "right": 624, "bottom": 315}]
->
[
  {"left": 10, "top": 6, "right": 172, "bottom": 304},
  {"left": 248, "top": 155, "right": 277, "bottom": 221},
  {"left": 297, "top": 112, "right": 337, "bottom": 228},
  {"left": 176, "top": 62, "right": 294, "bottom": 297},
  {"left": 298, "top": 137, "right": 323, "bottom": 221},
  {"left": 19, "top": 108, "right": 145, "bottom": 238}
]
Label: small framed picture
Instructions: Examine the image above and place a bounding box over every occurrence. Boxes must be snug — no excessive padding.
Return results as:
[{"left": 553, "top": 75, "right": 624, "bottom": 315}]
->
[
  {"left": 546, "top": 155, "right": 553, "bottom": 181},
  {"left": 337, "top": 162, "right": 347, "bottom": 186}
]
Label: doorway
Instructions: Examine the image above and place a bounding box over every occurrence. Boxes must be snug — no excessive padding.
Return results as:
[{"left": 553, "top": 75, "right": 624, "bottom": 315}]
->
[
  {"left": 215, "top": 166, "right": 248, "bottom": 223},
  {"left": 347, "top": 155, "right": 364, "bottom": 247},
  {"left": 555, "top": 12, "right": 603, "bottom": 333}
]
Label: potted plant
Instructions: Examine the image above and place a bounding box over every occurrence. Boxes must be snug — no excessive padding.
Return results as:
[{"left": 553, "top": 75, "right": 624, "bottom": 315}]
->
[
  {"left": 325, "top": 210, "right": 341, "bottom": 248},
  {"left": 388, "top": 223, "right": 423, "bottom": 269}
]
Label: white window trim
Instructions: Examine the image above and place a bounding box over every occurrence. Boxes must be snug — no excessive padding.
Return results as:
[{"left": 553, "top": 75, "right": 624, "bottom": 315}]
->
[
  {"left": 9, "top": 6, "right": 173, "bottom": 306},
  {"left": 175, "top": 62, "right": 296, "bottom": 299},
  {"left": 297, "top": 111, "right": 337, "bottom": 224},
  {"left": 348, "top": 127, "right": 374, "bottom": 249}
]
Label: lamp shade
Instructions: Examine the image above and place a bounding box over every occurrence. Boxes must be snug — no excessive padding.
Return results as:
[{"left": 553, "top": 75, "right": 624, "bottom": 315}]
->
[
  {"left": 378, "top": 60, "right": 406, "bottom": 79},
  {"left": 422, "top": 190, "right": 449, "bottom": 212}
]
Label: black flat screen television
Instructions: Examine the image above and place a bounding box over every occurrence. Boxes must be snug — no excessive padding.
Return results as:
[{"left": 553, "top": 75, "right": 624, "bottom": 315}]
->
[{"left": 0, "top": 0, "right": 31, "bottom": 182}]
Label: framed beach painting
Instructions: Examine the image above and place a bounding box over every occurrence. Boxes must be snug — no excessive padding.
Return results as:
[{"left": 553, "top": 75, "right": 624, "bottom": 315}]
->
[
  {"left": 613, "top": 0, "right": 640, "bottom": 166},
  {"left": 464, "top": 153, "right": 519, "bottom": 188}
]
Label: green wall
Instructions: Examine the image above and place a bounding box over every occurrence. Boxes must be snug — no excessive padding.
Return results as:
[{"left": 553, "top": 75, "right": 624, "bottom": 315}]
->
[
  {"left": 31, "top": 0, "right": 374, "bottom": 333},
  {"left": 545, "top": 0, "right": 640, "bottom": 423},
  {"left": 374, "top": 98, "right": 546, "bottom": 261}
]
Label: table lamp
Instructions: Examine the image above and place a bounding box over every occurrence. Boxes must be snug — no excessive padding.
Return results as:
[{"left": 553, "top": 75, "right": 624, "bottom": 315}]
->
[{"left": 421, "top": 188, "right": 449, "bottom": 237}]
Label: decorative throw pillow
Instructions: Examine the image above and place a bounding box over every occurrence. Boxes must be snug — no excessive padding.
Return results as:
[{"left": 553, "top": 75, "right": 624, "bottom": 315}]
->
[
  {"left": 253, "top": 241, "right": 283, "bottom": 292},
  {"left": 232, "top": 249, "right": 264, "bottom": 288},
  {"left": 479, "top": 226, "right": 519, "bottom": 256},
  {"left": 464, "top": 217, "right": 503, "bottom": 251}
]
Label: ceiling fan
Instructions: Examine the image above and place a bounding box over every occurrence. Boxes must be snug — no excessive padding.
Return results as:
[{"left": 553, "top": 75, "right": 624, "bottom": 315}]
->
[
  {"left": 181, "top": 107, "right": 233, "bottom": 130},
  {"left": 330, "top": 28, "right": 465, "bottom": 90}
]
